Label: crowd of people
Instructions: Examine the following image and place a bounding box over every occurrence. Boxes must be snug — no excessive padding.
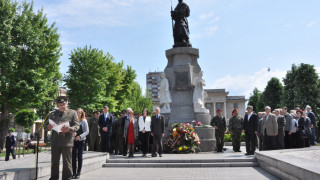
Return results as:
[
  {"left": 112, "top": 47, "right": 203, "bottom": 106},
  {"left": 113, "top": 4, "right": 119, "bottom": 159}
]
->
[
  {"left": 213, "top": 105, "right": 317, "bottom": 156},
  {"left": 43, "top": 96, "right": 165, "bottom": 180}
]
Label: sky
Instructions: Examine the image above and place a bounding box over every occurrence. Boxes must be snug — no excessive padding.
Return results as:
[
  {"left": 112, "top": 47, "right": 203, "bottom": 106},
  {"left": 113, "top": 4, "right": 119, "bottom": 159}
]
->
[{"left": 20, "top": 0, "right": 320, "bottom": 98}]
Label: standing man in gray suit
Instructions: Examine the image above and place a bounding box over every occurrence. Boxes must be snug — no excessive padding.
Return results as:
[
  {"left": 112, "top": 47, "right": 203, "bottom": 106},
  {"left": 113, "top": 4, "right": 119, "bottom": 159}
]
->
[
  {"left": 151, "top": 107, "right": 165, "bottom": 157},
  {"left": 262, "top": 106, "right": 278, "bottom": 150}
]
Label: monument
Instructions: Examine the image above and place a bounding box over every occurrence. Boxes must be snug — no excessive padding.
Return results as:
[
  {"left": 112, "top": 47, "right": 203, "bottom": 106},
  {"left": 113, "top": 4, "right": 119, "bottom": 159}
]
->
[{"left": 160, "top": 0, "right": 215, "bottom": 151}]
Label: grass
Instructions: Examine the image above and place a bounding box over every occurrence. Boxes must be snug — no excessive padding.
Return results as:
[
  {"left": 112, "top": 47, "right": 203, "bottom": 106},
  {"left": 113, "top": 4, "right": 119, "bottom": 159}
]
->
[{"left": 0, "top": 148, "right": 49, "bottom": 158}]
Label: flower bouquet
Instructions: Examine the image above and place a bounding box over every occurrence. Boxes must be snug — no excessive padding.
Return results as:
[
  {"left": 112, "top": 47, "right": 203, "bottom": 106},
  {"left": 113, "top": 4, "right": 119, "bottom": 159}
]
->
[{"left": 164, "top": 122, "right": 201, "bottom": 153}]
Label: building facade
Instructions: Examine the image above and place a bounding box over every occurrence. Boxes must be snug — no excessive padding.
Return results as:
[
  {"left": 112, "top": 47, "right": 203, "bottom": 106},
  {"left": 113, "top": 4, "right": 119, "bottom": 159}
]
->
[{"left": 146, "top": 72, "right": 163, "bottom": 109}]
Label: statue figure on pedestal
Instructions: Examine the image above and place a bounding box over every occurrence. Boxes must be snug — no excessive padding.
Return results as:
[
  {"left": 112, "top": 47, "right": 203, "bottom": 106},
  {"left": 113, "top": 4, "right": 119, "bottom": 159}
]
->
[
  {"left": 171, "top": 0, "right": 192, "bottom": 47},
  {"left": 160, "top": 74, "right": 172, "bottom": 113},
  {"left": 192, "top": 71, "right": 209, "bottom": 113}
]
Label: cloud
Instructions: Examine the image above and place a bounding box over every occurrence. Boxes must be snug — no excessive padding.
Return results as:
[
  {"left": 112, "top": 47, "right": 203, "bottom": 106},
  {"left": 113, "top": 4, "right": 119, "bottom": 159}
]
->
[
  {"left": 199, "top": 12, "right": 214, "bottom": 20},
  {"left": 306, "top": 21, "right": 316, "bottom": 28},
  {"left": 211, "top": 68, "right": 287, "bottom": 98},
  {"left": 41, "top": 0, "right": 158, "bottom": 28},
  {"left": 211, "top": 67, "right": 320, "bottom": 98},
  {"left": 205, "top": 25, "right": 219, "bottom": 36},
  {"left": 210, "top": 16, "right": 220, "bottom": 24}
]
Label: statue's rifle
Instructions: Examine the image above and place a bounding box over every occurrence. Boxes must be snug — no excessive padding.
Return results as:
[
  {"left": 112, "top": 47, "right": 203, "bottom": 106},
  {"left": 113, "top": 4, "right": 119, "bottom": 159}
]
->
[{"left": 171, "top": 0, "right": 174, "bottom": 43}]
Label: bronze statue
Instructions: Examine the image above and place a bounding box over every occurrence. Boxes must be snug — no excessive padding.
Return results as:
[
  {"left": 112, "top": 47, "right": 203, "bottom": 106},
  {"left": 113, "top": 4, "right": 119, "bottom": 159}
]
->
[{"left": 171, "top": 0, "right": 192, "bottom": 47}]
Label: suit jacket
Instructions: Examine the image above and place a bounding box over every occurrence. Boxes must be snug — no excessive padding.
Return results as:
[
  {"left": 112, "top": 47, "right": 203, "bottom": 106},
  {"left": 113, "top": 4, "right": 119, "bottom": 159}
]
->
[
  {"left": 277, "top": 115, "right": 286, "bottom": 135},
  {"left": 262, "top": 113, "right": 278, "bottom": 136},
  {"left": 151, "top": 114, "right": 165, "bottom": 135},
  {"left": 138, "top": 116, "right": 151, "bottom": 132},
  {"left": 98, "top": 113, "right": 113, "bottom": 136},
  {"left": 88, "top": 117, "right": 100, "bottom": 138},
  {"left": 123, "top": 118, "right": 139, "bottom": 138},
  {"left": 5, "top": 135, "right": 16, "bottom": 148},
  {"left": 45, "top": 109, "right": 79, "bottom": 147},
  {"left": 243, "top": 113, "right": 258, "bottom": 134}
]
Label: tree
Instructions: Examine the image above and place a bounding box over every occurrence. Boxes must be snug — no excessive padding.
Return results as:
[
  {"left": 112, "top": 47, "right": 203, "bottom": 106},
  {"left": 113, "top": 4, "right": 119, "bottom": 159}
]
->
[
  {"left": 293, "top": 63, "right": 320, "bottom": 111},
  {"left": 125, "top": 82, "right": 153, "bottom": 114},
  {"left": 0, "top": 0, "right": 62, "bottom": 149},
  {"left": 282, "top": 64, "right": 298, "bottom": 110},
  {"left": 248, "top": 88, "right": 264, "bottom": 112},
  {"left": 15, "top": 109, "right": 38, "bottom": 128},
  {"left": 64, "top": 46, "right": 134, "bottom": 114},
  {"left": 261, "top": 77, "right": 284, "bottom": 110}
]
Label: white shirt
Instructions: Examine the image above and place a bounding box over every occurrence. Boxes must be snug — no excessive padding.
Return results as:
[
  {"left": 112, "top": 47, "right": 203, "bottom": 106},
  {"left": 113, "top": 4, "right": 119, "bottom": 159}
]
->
[{"left": 247, "top": 112, "right": 253, "bottom": 122}]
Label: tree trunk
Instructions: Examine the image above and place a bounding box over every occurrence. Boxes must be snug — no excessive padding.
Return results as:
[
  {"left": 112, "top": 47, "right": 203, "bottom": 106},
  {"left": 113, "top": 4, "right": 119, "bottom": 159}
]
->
[{"left": 0, "top": 106, "right": 10, "bottom": 150}]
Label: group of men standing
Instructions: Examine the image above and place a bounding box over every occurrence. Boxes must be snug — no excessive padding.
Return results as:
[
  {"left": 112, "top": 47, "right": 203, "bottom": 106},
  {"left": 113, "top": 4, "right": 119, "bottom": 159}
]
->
[{"left": 211, "top": 105, "right": 317, "bottom": 155}]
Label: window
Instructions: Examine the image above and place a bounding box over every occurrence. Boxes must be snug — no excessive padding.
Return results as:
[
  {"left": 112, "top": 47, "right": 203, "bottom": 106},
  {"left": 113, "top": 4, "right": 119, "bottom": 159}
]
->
[
  {"left": 234, "top": 103, "right": 238, "bottom": 108},
  {"left": 216, "top": 103, "right": 222, "bottom": 110}
]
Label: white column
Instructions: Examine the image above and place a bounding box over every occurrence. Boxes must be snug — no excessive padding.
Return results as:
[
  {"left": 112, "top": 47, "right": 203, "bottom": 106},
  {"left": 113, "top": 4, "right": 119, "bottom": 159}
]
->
[{"left": 213, "top": 102, "right": 216, "bottom": 117}]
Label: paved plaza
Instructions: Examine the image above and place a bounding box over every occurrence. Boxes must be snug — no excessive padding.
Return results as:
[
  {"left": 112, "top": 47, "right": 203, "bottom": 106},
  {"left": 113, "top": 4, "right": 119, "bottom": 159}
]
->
[
  {"left": 2, "top": 146, "right": 320, "bottom": 180},
  {"left": 80, "top": 167, "right": 278, "bottom": 180}
]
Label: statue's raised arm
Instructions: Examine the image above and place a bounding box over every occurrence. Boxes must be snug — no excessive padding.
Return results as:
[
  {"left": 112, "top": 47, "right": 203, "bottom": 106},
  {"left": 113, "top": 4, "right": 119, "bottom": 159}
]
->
[{"left": 171, "top": 0, "right": 192, "bottom": 48}]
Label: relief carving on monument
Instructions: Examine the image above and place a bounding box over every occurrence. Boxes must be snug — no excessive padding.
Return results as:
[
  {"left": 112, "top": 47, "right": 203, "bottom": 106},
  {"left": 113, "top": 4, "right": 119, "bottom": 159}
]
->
[
  {"left": 160, "top": 73, "right": 172, "bottom": 113},
  {"left": 192, "top": 71, "right": 209, "bottom": 113}
]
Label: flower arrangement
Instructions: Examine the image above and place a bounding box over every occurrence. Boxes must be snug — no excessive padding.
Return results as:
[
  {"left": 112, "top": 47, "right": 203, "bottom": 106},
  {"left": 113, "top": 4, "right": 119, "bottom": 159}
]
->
[{"left": 164, "top": 122, "right": 201, "bottom": 153}]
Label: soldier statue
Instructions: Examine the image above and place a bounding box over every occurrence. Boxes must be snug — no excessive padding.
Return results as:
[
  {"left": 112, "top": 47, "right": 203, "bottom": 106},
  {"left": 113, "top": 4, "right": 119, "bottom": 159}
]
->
[
  {"left": 229, "top": 109, "right": 244, "bottom": 152},
  {"left": 171, "top": 0, "right": 192, "bottom": 47}
]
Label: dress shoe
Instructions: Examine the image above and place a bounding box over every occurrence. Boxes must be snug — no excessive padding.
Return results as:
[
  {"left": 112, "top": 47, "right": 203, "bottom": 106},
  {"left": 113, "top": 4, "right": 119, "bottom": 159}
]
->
[
  {"left": 152, "top": 154, "right": 157, "bottom": 157},
  {"left": 245, "top": 153, "right": 250, "bottom": 155},
  {"left": 159, "top": 154, "right": 162, "bottom": 157},
  {"left": 238, "top": 150, "right": 242, "bottom": 152}
]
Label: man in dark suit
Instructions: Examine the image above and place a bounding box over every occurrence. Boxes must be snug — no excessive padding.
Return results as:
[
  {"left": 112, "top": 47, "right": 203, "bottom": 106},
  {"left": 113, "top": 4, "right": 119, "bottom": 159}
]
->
[
  {"left": 98, "top": 106, "right": 113, "bottom": 153},
  {"left": 5, "top": 129, "right": 16, "bottom": 161},
  {"left": 151, "top": 107, "right": 165, "bottom": 157},
  {"left": 243, "top": 105, "right": 259, "bottom": 155},
  {"left": 275, "top": 109, "right": 286, "bottom": 149}
]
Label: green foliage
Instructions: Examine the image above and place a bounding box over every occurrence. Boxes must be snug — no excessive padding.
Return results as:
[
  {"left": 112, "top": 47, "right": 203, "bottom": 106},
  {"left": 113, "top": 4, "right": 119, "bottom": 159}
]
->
[
  {"left": 0, "top": 0, "right": 61, "bottom": 148},
  {"left": 282, "top": 64, "right": 320, "bottom": 117},
  {"left": 25, "top": 128, "right": 31, "bottom": 133},
  {"left": 261, "top": 77, "right": 284, "bottom": 110},
  {"left": 224, "top": 133, "right": 245, "bottom": 142},
  {"left": 124, "top": 82, "right": 153, "bottom": 115},
  {"left": 293, "top": 64, "right": 320, "bottom": 111},
  {"left": 282, "top": 65, "right": 298, "bottom": 110},
  {"left": 248, "top": 88, "right": 264, "bottom": 112},
  {"left": 64, "top": 46, "right": 147, "bottom": 115},
  {"left": 9, "top": 127, "right": 15, "bottom": 132},
  {"left": 64, "top": 46, "right": 117, "bottom": 114},
  {"left": 15, "top": 109, "right": 38, "bottom": 128},
  {"left": 224, "top": 134, "right": 232, "bottom": 142}
]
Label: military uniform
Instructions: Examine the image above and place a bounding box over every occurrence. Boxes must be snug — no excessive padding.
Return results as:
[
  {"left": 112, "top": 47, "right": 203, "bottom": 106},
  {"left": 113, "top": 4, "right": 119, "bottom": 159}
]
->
[
  {"left": 88, "top": 117, "right": 101, "bottom": 151},
  {"left": 45, "top": 102, "right": 79, "bottom": 180},
  {"left": 211, "top": 115, "right": 226, "bottom": 152},
  {"left": 229, "top": 115, "right": 244, "bottom": 152}
]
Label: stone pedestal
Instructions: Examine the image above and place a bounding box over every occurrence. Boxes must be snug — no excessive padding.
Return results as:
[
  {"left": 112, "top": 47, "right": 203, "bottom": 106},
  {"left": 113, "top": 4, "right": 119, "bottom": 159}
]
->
[
  {"left": 163, "top": 47, "right": 215, "bottom": 151},
  {"left": 194, "top": 126, "right": 216, "bottom": 152}
]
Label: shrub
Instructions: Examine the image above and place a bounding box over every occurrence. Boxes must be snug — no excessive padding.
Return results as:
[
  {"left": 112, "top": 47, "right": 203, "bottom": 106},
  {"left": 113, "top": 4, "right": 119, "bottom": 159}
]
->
[{"left": 15, "top": 109, "right": 38, "bottom": 128}]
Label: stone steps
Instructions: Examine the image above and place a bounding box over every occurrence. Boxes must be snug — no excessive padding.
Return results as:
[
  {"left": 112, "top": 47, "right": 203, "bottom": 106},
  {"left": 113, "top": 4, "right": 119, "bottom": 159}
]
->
[
  {"left": 103, "top": 157, "right": 258, "bottom": 168},
  {"left": 103, "top": 162, "right": 258, "bottom": 168}
]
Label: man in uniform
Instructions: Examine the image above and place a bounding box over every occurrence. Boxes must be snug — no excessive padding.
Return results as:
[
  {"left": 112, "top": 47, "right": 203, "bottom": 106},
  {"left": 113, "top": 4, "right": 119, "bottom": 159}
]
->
[
  {"left": 229, "top": 109, "right": 244, "bottom": 152},
  {"left": 88, "top": 111, "right": 101, "bottom": 151},
  {"left": 45, "top": 96, "right": 79, "bottom": 180},
  {"left": 211, "top": 109, "right": 226, "bottom": 152},
  {"left": 117, "top": 110, "right": 127, "bottom": 155}
]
